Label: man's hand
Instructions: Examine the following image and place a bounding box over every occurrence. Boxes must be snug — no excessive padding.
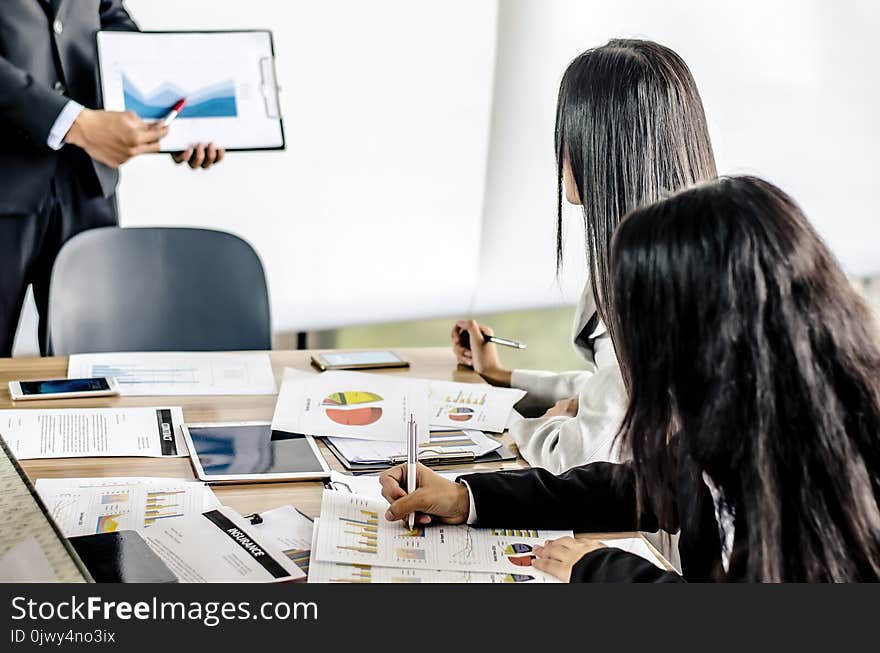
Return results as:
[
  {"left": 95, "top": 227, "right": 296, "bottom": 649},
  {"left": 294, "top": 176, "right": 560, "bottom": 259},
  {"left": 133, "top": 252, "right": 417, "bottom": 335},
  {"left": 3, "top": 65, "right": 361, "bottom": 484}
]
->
[
  {"left": 533, "top": 537, "right": 606, "bottom": 581},
  {"left": 544, "top": 396, "right": 579, "bottom": 418},
  {"left": 451, "top": 319, "right": 512, "bottom": 387},
  {"left": 380, "top": 462, "right": 470, "bottom": 526},
  {"left": 65, "top": 109, "right": 167, "bottom": 168},
  {"left": 172, "top": 143, "right": 225, "bottom": 170}
]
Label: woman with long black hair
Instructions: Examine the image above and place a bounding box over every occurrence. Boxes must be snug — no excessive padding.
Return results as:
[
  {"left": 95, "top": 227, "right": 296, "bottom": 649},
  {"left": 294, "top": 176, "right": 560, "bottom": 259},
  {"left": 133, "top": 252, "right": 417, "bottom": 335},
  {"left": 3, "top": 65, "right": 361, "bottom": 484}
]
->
[
  {"left": 450, "top": 39, "right": 717, "bottom": 474},
  {"left": 383, "top": 176, "right": 880, "bottom": 582}
]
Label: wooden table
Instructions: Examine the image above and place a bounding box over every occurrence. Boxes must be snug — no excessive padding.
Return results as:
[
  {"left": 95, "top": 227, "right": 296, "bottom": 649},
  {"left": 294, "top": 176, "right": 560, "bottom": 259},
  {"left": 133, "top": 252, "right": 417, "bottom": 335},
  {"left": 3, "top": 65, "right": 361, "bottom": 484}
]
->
[{"left": 0, "top": 347, "right": 665, "bottom": 563}]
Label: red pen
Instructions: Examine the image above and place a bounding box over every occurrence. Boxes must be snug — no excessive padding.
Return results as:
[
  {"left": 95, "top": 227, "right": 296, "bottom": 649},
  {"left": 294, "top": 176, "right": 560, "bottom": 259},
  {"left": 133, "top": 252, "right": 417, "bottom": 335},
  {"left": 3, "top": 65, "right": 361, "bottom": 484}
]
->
[{"left": 161, "top": 98, "right": 187, "bottom": 126}]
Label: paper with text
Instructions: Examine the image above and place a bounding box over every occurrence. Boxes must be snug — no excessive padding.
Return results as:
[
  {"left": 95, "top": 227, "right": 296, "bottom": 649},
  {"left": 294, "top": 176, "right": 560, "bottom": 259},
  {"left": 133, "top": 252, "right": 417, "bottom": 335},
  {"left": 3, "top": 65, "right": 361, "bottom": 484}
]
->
[
  {"left": 271, "top": 369, "right": 429, "bottom": 442},
  {"left": 35, "top": 477, "right": 219, "bottom": 538},
  {"left": 314, "top": 490, "right": 569, "bottom": 581},
  {"left": 308, "top": 519, "right": 555, "bottom": 583},
  {"left": 0, "top": 407, "right": 186, "bottom": 460},
  {"left": 142, "top": 507, "right": 305, "bottom": 583}
]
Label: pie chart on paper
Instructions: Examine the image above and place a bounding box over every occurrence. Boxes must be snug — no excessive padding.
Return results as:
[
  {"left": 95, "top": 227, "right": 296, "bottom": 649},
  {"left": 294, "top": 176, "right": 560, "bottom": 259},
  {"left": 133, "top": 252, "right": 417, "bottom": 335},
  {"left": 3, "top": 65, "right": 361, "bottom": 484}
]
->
[
  {"left": 322, "top": 391, "right": 384, "bottom": 427},
  {"left": 447, "top": 406, "right": 474, "bottom": 422}
]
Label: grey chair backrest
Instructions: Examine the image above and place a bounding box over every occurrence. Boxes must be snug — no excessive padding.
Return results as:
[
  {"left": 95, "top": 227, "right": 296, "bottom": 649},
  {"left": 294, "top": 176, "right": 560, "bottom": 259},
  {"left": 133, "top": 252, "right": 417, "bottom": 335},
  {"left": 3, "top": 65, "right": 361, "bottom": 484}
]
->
[{"left": 48, "top": 227, "right": 271, "bottom": 355}]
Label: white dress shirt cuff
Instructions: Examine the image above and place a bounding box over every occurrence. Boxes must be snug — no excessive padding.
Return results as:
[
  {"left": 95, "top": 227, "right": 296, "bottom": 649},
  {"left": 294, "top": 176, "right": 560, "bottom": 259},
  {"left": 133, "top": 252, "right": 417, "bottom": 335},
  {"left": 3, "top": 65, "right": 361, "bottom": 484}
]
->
[
  {"left": 460, "top": 480, "right": 478, "bottom": 524},
  {"left": 47, "top": 100, "right": 84, "bottom": 150}
]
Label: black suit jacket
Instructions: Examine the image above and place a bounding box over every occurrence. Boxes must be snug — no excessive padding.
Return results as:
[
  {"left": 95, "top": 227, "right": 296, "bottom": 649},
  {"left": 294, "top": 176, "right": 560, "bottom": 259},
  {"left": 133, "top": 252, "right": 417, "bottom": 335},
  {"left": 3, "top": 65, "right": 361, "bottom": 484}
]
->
[
  {"left": 0, "top": 0, "right": 137, "bottom": 213},
  {"left": 461, "top": 450, "right": 736, "bottom": 582}
]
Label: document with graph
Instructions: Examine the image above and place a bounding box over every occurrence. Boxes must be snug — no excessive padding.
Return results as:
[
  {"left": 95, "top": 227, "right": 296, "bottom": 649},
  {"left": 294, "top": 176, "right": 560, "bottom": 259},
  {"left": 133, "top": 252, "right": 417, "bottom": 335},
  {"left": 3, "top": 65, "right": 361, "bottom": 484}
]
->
[
  {"left": 313, "top": 490, "right": 570, "bottom": 581},
  {"left": 0, "top": 407, "right": 186, "bottom": 460},
  {"left": 97, "top": 30, "right": 284, "bottom": 151},
  {"left": 67, "top": 352, "right": 277, "bottom": 396},
  {"left": 34, "top": 477, "right": 220, "bottom": 538},
  {"left": 271, "top": 369, "right": 430, "bottom": 442},
  {"left": 428, "top": 381, "right": 526, "bottom": 432},
  {"left": 326, "top": 429, "right": 500, "bottom": 464},
  {"left": 141, "top": 507, "right": 305, "bottom": 583},
  {"left": 308, "top": 519, "right": 556, "bottom": 584}
]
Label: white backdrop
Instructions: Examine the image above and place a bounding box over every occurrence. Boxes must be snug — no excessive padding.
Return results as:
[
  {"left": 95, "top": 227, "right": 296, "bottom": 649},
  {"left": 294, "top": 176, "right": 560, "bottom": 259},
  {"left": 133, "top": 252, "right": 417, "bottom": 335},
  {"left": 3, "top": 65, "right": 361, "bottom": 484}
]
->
[
  {"left": 474, "top": 0, "right": 880, "bottom": 314},
  {"left": 12, "top": 0, "right": 879, "bottom": 354},
  {"left": 118, "top": 0, "right": 498, "bottom": 333}
]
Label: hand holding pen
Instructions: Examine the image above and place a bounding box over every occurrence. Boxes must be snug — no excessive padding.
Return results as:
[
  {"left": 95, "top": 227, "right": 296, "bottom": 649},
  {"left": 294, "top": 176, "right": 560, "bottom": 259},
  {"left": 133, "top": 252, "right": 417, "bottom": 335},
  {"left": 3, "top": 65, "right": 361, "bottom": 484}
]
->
[{"left": 451, "top": 319, "right": 525, "bottom": 388}]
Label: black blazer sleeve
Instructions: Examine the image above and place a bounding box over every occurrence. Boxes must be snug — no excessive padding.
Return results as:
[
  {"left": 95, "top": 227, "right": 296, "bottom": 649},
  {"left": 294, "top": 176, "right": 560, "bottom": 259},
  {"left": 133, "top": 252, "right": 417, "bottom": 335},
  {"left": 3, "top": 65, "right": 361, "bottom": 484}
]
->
[
  {"left": 571, "top": 549, "right": 684, "bottom": 583},
  {"left": 99, "top": 0, "right": 138, "bottom": 31},
  {"left": 460, "top": 462, "right": 667, "bottom": 533},
  {"left": 0, "top": 57, "right": 70, "bottom": 145}
]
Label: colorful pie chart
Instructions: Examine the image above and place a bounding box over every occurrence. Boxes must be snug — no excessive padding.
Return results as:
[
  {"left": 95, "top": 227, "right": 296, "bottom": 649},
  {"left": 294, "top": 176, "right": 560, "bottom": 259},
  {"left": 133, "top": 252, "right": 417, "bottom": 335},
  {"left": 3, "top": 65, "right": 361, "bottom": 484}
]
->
[
  {"left": 448, "top": 406, "right": 474, "bottom": 422},
  {"left": 322, "top": 391, "right": 384, "bottom": 427}
]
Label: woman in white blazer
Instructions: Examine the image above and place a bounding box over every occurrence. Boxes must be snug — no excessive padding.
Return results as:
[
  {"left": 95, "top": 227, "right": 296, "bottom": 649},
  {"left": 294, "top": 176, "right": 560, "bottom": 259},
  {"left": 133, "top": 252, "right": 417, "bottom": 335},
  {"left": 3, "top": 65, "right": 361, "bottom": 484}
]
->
[{"left": 453, "top": 39, "right": 718, "bottom": 475}]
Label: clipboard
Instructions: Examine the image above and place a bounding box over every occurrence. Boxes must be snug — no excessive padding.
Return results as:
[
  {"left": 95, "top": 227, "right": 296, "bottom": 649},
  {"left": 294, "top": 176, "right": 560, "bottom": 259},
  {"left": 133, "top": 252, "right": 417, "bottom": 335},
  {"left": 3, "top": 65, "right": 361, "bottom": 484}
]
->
[
  {"left": 0, "top": 438, "right": 92, "bottom": 582},
  {"left": 97, "top": 30, "right": 285, "bottom": 152},
  {"left": 324, "top": 438, "right": 518, "bottom": 474}
]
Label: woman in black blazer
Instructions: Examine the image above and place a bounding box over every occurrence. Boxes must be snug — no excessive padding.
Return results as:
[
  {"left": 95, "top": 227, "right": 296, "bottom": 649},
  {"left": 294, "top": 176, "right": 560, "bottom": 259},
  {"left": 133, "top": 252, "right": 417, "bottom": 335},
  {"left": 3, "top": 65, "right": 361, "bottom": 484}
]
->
[{"left": 381, "top": 177, "right": 880, "bottom": 582}]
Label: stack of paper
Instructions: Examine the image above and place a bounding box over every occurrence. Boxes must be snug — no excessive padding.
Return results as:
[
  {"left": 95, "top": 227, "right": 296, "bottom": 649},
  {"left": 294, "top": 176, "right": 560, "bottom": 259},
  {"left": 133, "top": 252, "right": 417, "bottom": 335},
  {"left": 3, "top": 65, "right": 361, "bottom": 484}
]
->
[
  {"left": 309, "top": 490, "right": 568, "bottom": 583},
  {"left": 35, "top": 477, "right": 220, "bottom": 537},
  {"left": 327, "top": 429, "right": 501, "bottom": 464},
  {"left": 326, "top": 470, "right": 464, "bottom": 499}
]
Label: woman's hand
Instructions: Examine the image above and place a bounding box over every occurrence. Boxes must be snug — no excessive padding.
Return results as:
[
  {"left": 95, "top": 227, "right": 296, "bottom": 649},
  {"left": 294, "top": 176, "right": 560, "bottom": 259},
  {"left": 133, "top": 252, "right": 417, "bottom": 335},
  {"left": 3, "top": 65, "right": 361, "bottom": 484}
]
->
[
  {"left": 533, "top": 536, "right": 606, "bottom": 581},
  {"left": 451, "top": 319, "right": 512, "bottom": 387},
  {"left": 380, "top": 462, "right": 471, "bottom": 525},
  {"left": 544, "top": 397, "right": 579, "bottom": 418}
]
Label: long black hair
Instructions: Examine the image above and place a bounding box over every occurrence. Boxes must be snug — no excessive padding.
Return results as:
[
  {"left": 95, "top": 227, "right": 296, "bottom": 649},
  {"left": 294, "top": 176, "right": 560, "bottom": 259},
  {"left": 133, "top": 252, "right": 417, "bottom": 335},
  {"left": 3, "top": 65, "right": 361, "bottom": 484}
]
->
[
  {"left": 555, "top": 39, "right": 717, "bottom": 322},
  {"left": 611, "top": 176, "right": 880, "bottom": 581}
]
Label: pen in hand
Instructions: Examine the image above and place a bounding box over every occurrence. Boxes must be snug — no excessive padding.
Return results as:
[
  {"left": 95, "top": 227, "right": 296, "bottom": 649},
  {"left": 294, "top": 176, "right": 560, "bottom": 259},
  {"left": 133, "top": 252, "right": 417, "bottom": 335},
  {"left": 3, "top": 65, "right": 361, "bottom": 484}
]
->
[
  {"left": 459, "top": 330, "right": 527, "bottom": 350},
  {"left": 406, "top": 414, "right": 417, "bottom": 531}
]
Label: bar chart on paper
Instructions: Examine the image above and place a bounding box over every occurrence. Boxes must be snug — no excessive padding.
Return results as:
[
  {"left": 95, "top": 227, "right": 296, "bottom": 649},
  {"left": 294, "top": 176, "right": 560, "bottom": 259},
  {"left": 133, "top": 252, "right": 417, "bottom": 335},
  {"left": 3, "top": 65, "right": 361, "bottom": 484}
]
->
[
  {"left": 428, "top": 381, "right": 526, "bottom": 432},
  {"left": 336, "top": 507, "right": 380, "bottom": 556},
  {"left": 35, "top": 478, "right": 220, "bottom": 538},
  {"left": 68, "top": 352, "right": 277, "bottom": 396},
  {"left": 143, "top": 490, "right": 186, "bottom": 527}
]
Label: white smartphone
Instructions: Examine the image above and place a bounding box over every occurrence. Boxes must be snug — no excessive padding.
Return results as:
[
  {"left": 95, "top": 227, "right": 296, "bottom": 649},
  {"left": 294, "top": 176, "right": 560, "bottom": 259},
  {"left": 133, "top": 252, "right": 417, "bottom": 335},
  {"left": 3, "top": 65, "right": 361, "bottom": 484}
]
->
[
  {"left": 8, "top": 377, "right": 120, "bottom": 401},
  {"left": 310, "top": 350, "right": 410, "bottom": 371}
]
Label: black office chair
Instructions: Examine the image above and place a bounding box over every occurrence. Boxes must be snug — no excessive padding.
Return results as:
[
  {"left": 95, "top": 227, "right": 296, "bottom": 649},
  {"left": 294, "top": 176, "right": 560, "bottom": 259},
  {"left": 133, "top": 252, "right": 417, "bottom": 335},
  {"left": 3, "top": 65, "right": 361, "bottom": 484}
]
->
[{"left": 48, "top": 227, "right": 271, "bottom": 354}]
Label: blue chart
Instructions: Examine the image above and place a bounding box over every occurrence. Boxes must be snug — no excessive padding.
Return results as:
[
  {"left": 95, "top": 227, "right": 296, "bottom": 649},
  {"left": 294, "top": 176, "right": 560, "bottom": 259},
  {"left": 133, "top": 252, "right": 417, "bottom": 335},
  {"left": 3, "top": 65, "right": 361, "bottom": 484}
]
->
[{"left": 122, "top": 74, "right": 238, "bottom": 119}]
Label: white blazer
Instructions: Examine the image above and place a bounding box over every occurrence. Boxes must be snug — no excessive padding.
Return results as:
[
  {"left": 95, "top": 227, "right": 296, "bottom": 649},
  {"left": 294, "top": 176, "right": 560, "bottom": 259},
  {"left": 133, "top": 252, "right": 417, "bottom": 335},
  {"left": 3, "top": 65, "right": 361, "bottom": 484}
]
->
[{"left": 508, "top": 282, "right": 627, "bottom": 474}]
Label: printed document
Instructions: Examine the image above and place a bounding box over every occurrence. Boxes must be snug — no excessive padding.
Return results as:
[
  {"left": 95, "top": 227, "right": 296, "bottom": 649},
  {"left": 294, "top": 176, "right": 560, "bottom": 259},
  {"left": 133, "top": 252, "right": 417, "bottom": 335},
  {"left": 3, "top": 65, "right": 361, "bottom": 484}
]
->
[
  {"left": 271, "top": 369, "right": 429, "bottom": 442},
  {"left": 0, "top": 407, "right": 186, "bottom": 460},
  {"left": 327, "top": 429, "right": 500, "bottom": 464},
  {"left": 249, "top": 505, "right": 314, "bottom": 574},
  {"left": 313, "top": 490, "right": 570, "bottom": 581},
  {"left": 141, "top": 507, "right": 305, "bottom": 583},
  {"left": 429, "top": 381, "right": 525, "bottom": 432},
  {"left": 35, "top": 477, "right": 220, "bottom": 537},
  {"left": 68, "top": 351, "right": 277, "bottom": 396},
  {"left": 308, "top": 519, "right": 556, "bottom": 584}
]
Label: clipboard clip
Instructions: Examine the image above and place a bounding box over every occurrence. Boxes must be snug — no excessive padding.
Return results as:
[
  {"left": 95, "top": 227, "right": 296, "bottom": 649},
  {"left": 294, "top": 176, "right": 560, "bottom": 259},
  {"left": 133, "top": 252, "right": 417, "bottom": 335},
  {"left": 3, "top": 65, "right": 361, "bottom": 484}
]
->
[
  {"left": 259, "top": 56, "right": 281, "bottom": 119},
  {"left": 388, "top": 451, "right": 475, "bottom": 465}
]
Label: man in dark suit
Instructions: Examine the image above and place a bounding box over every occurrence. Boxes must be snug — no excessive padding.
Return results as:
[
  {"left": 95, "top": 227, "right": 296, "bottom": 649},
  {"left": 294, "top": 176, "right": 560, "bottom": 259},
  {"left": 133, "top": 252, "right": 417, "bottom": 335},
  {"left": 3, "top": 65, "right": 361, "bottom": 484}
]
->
[{"left": 0, "top": 0, "right": 224, "bottom": 355}]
